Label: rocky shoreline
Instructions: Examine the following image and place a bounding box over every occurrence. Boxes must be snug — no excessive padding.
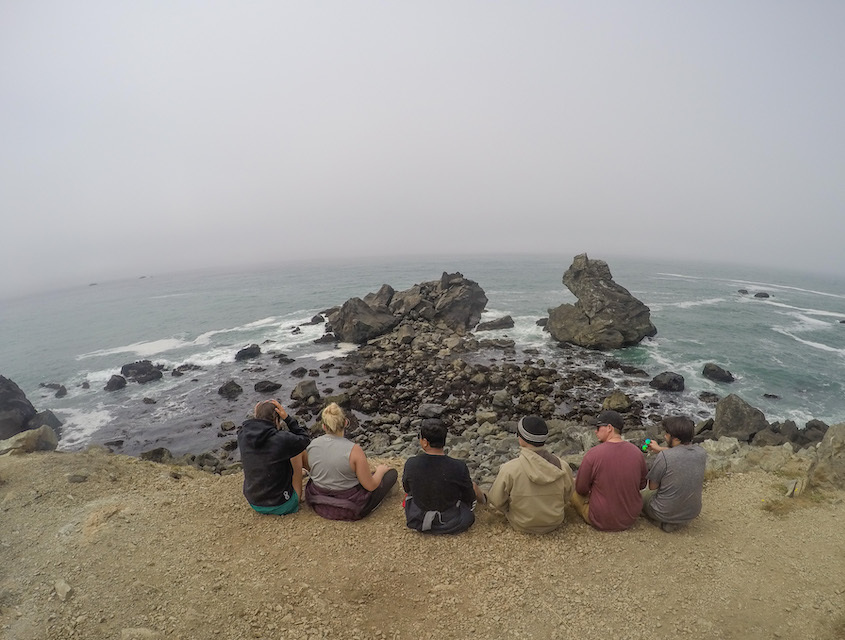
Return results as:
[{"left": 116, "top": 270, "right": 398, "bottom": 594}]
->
[{"left": 3, "top": 256, "right": 843, "bottom": 494}]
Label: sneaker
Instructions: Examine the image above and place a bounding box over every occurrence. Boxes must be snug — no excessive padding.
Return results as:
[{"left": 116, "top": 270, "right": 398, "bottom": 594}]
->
[{"left": 661, "top": 522, "right": 681, "bottom": 533}]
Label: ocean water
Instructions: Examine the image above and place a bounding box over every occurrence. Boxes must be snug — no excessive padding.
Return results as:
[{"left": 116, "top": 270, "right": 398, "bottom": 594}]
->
[{"left": 2, "top": 254, "right": 843, "bottom": 452}]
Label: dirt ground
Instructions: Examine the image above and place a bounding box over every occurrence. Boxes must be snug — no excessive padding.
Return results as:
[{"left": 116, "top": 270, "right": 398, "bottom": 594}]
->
[{"left": 1, "top": 448, "right": 844, "bottom": 640}]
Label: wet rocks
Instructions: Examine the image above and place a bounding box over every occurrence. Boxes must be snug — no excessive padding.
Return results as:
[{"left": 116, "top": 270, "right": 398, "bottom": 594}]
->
[
  {"left": 121, "top": 360, "right": 164, "bottom": 384},
  {"left": 104, "top": 375, "right": 127, "bottom": 392},
  {"left": 476, "top": 316, "right": 514, "bottom": 331},
  {"left": 546, "top": 254, "right": 657, "bottom": 350},
  {"left": 291, "top": 380, "right": 320, "bottom": 402},
  {"left": 254, "top": 380, "right": 282, "bottom": 393},
  {"left": 703, "top": 363, "right": 734, "bottom": 383},
  {"left": 218, "top": 380, "right": 243, "bottom": 400},
  {"left": 649, "top": 371, "right": 685, "bottom": 392},
  {"left": 235, "top": 344, "right": 261, "bottom": 361}
]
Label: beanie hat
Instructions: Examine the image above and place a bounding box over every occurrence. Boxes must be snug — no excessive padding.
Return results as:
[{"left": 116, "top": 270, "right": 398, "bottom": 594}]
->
[{"left": 517, "top": 415, "right": 548, "bottom": 446}]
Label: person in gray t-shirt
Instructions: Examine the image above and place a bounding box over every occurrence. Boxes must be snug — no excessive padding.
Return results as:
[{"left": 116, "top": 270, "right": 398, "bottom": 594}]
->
[{"left": 642, "top": 416, "right": 707, "bottom": 532}]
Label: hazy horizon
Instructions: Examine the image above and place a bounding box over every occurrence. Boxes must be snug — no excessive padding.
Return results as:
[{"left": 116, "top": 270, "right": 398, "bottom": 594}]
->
[{"left": 2, "top": 2, "right": 844, "bottom": 299}]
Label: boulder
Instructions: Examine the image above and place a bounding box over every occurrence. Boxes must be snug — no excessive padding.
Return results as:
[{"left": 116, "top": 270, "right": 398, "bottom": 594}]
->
[
  {"left": 703, "top": 363, "right": 734, "bottom": 383},
  {"left": 54, "top": 385, "right": 67, "bottom": 398},
  {"left": 234, "top": 344, "right": 261, "bottom": 361},
  {"left": 0, "top": 425, "right": 58, "bottom": 455},
  {"left": 602, "top": 390, "right": 632, "bottom": 412},
  {"left": 120, "top": 360, "right": 163, "bottom": 384},
  {"left": 649, "top": 372, "right": 685, "bottom": 392},
  {"left": 291, "top": 379, "right": 319, "bottom": 401},
  {"left": 329, "top": 297, "right": 399, "bottom": 344},
  {"left": 418, "top": 404, "right": 446, "bottom": 418},
  {"left": 27, "top": 410, "right": 63, "bottom": 439},
  {"left": 546, "top": 254, "right": 657, "bottom": 350},
  {"left": 794, "top": 421, "right": 828, "bottom": 449},
  {"left": 754, "top": 292, "right": 770, "bottom": 299},
  {"left": 254, "top": 380, "right": 282, "bottom": 393},
  {"left": 751, "top": 427, "right": 787, "bottom": 447},
  {"left": 0, "top": 376, "right": 37, "bottom": 440},
  {"left": 713, "top": 394, "right": 768, "bottom": 442},
  {"left": 104, "top": 375, "right": 127, "bottom": 392},
  {"left": 218, "top": 380, "right": 243, "bottom": 400},
  {"left": 808, "top": 423, "right": 845, "bottom": 490},
  {"left": 475, "top": 315, "right": 515, "bottom": 332}
]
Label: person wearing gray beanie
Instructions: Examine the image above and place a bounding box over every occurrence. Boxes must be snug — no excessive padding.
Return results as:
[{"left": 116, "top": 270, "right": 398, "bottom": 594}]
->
[{"left": 486, "top": 415, "right": 574, "bottom": 534}]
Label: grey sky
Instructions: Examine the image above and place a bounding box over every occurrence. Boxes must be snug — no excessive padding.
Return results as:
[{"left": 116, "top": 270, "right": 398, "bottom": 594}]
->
[{"left": 2, "top": 2, "right": 843, "bottom": 298}]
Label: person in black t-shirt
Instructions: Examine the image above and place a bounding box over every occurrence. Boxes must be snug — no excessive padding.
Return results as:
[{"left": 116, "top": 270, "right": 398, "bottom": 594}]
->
[{"left": 401, "top": 420, "right": 486, "bottom": 534}]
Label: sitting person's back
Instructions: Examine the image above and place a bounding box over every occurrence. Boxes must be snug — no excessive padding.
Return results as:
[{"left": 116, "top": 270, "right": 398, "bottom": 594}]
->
[
  {"left": 401, "top": 419, "right": 484, "bottom": 535},
  {"left": 642, "top": 415, "right": 707, "bottom": 532},
  {"left": 487, "top": 415, "right": 574, "bottom": 534},
  {"left": 304, "top": 403, "right": 397, "bottom": 521}
]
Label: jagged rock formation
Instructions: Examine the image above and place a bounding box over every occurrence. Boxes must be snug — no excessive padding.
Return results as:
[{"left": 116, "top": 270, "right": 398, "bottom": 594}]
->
[
  {"left": 546, "top": 254, "right": 657, "bottom": 350},
  {"left": 808, "top": 423, "right": 845, "bottom": 490},
  {"left": 327, "top": 272, "right": 488, "bottom": 344}
]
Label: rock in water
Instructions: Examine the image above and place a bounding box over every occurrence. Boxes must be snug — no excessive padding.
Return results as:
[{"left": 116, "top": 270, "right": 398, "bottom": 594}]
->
[
  {"left": 650, "top": 371, "right": 685, "bottom": 392},
  {"left": 120, "top": 360, "right": 163, "bottom": 384},
  {"left": 104, "top": 375, "right": 127, "bottom": 392},
  {"left": 546, "top": 254, "right": 657, "bottom": 350},
  {"left": 703, "top": 363, "right": 735, "bottom": 383},
  {"left": 235, "top": 344, "right": 261, "bottom": 361},
  {"left": 218, "top": 380, "right": 243, "bottom": 400},
  {"left": 254, "top": 380, "right": 282, "bottom": 393},
  {"left": 0, "top": 376, "right": 37, "bottom": 440},
  {"left": 476, "top": 315, "right": 515, "bottom": 331}
]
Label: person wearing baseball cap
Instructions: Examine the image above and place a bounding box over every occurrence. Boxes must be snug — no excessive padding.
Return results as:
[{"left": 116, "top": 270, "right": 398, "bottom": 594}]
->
[
  {"left": 486, "top": 415, "right": 574, "bottom": 534},
  {"left": 571, "top": 410, "right": 648, "bottom": 531}
]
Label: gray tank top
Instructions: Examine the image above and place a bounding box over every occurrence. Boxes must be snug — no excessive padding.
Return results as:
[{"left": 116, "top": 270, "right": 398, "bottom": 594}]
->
[{"left": 307, "top": 435, "right": 358, "bottom": 491}]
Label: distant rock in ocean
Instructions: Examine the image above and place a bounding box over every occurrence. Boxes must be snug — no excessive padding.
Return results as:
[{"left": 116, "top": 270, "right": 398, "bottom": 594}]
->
[
  {"left": 703, "top": 362, "right": 735, "bottom": 383},
  {"left": 545, "top": 254, "right": 657, "bottom": 350}
]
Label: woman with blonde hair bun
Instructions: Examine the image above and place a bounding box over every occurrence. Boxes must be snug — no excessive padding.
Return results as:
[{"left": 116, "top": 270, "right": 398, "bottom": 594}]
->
[{"left": 303, "top": 402, "right": 397, "bottom": 520}]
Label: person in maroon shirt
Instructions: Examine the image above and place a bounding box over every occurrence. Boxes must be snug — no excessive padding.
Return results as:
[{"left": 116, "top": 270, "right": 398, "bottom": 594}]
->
[{"left": 571, "top": 410, "right": 648, "bottom": 531}]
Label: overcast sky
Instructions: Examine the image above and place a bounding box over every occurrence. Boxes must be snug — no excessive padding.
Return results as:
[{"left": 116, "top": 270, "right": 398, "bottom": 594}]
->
[{"left": 2, "top": 2, "right": 844, "bottom": 298}]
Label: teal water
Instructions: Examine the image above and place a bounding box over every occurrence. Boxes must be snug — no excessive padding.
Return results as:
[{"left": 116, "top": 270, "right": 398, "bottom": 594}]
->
[{"left": 1, "top": 254, "right": 843, "bottom": 450}]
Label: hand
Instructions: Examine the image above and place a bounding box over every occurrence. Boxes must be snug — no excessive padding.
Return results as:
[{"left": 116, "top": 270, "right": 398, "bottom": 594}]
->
[
  {"left": 274, "top": 402, "right": 288, "bottom": 420},
  {"left": 375, "top": 464, "right": 390, "bottom": 475},
  {"left": 647, "top": 439, "right": 663, "bottom": 453}
]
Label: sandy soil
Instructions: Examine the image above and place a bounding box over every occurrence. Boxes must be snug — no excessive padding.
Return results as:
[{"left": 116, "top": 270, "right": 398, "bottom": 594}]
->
[{"left": 1, "top": 448, "right": 844, "bottom": 640}]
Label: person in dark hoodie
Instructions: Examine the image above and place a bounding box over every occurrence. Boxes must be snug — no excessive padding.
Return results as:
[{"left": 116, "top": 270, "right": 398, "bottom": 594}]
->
[{"left": 238, "top": 399, "right": 311, "bottom": 515}]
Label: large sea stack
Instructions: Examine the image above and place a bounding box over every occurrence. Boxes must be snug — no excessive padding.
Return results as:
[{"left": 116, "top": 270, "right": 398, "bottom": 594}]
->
[{"left": 546, "top": 254, "right": 657, "bottom": 350}]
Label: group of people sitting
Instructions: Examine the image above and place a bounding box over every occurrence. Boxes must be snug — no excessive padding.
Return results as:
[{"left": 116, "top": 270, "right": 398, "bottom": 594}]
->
[{"left": 237, "top": 400, "right": 707, "bottom": 534}]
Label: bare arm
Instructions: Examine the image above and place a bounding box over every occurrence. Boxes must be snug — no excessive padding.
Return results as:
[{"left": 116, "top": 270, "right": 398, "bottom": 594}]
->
[{"left": 349, "top": 444, "right": 388, "bottom": 492}]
